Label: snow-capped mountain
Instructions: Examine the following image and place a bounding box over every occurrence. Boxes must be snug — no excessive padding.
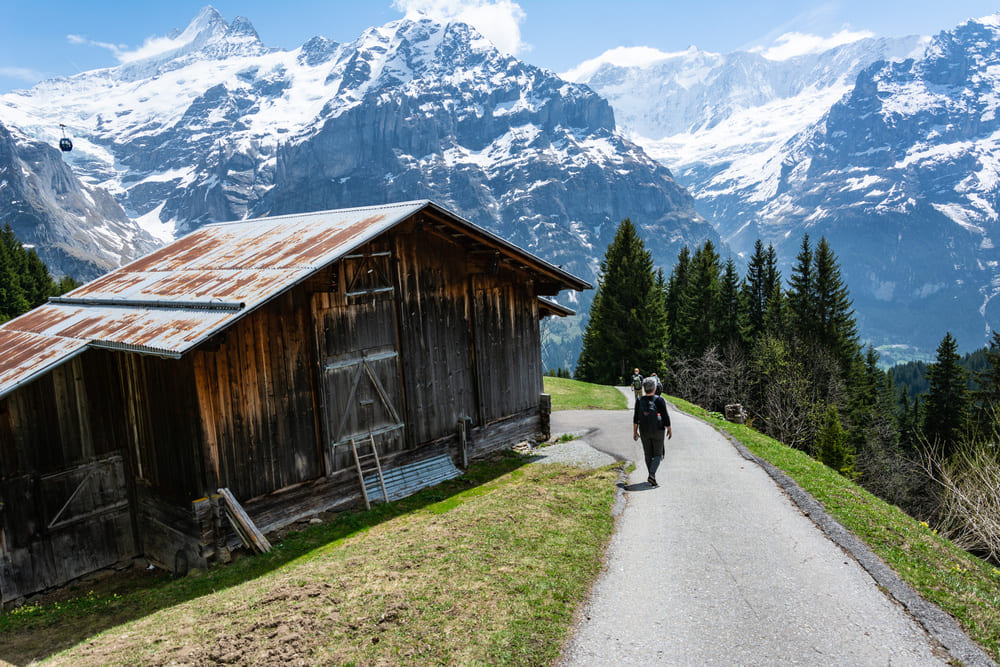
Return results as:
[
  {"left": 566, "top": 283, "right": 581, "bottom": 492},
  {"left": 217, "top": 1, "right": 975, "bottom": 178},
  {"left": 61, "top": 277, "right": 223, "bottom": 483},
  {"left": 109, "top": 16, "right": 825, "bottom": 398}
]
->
[
  {"left": 1, "top": 7, "right": 713, "bottom": 271},
  {"left": 1, "top": 7, "right": 720, "bottom": 370},
  {"left": 564, "top": 34, "right": 928, "bottom": 230},
  {"left": 571, "top": 18, "right": 1000, "bottom": 357},
  {"left": 743, "top": 16, "right": 1000, "bottom": 355},
  {"left": 0, "top": 120, "right": 160, "bottom": 279}
]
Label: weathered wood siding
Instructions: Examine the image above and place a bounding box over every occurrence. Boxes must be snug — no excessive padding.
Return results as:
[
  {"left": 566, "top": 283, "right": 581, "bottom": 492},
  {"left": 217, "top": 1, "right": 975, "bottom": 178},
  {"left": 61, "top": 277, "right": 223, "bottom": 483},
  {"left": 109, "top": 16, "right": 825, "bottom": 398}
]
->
[
  {"left": 0, "top": 351, "right": 126, "bottom": 476},
  {"left": 192, "top": 289, "right": 322, "bottom": 502},
  {"left": 118, "top": 353, "right": 204, "bottom": 503},
  {"left": 312, "top": 294, "right": 407, "bottom": 472},
  {"left": 0, "top": 351, "right": 137, "bottom": 602},
  {"left": 393, "top": 228, "right": 478, "bottom": 443},
  {"left": 392, "top": 219, "right": 543, "bottom": 451},
  {"left": 471, "top": 273, "right": 543, "bottom": 423}
]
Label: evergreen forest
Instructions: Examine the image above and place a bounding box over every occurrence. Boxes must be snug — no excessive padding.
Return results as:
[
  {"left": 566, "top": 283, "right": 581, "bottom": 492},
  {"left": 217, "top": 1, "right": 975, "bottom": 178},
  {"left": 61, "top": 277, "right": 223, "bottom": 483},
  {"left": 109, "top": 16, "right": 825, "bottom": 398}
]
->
[
  {"left": 575, "top": 218, "right": 1000, "bottom": 564},
  {"left": 0, "top": 223, "right": 79, "bottom": 322}
]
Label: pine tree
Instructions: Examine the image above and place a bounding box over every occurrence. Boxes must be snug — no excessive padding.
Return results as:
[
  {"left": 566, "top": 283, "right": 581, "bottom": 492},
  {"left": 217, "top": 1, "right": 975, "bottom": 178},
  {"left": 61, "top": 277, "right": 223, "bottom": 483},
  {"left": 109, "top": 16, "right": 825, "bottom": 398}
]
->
[
  {"left": 24, "top": 249, "right": 57, "bottom": 308},
  {"left": 923, "top": 332, "right": 970, "bottom": 455},
  {"left": 0, "top": 224, "right": 29, "bottom": 321},
  {"left": 742, "top": 240, "right": 782, "bottom": 341},
  {"left": 786, "top": 234, "right": 815, "bottom": 343},
  {"left": 816, "top": 405, "right": 853, "bottom": 475},
  {"left": 972, "top": 330, "right": 1000, "bottom": 437},
  {"left": 813, "top": 237, "right": 858, "bottom": 364},
  {"left": 576, "top": 218, "right": 667, "bottom": 384},
  {"left": 57, "top": 275, "right": 81, "bottom": 294},
  {"left": 676, "top": 240, "right": 722, "bottom": 357},
  {"left": 719, "top": 257, "right": 743, "bottom": 348},
  {"left": 742, "top": 240, "right": 769, "bottom": 341},
  {"left": 0, "top": 222, "right": 77, "bottom": 322},
  {"left": 665, "top": 246, "right": 691, "bottom": 351}
]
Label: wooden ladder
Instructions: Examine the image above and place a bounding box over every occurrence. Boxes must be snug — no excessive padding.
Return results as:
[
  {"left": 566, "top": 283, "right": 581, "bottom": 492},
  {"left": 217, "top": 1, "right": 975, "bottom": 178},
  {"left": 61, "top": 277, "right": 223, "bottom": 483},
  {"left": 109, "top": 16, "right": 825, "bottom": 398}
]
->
[{"left": 351, "top": 435, "right": 388, "bottom": 510}]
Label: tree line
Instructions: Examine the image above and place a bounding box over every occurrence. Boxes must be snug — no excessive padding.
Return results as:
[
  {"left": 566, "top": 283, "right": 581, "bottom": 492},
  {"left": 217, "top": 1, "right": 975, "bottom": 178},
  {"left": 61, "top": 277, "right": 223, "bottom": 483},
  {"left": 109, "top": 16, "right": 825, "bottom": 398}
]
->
[
  {"left": 574, "top": 218, "right": 1000, "bottom": 562},
  {"left": 0, "top": 223, "right": 78, "bottom": 323}
]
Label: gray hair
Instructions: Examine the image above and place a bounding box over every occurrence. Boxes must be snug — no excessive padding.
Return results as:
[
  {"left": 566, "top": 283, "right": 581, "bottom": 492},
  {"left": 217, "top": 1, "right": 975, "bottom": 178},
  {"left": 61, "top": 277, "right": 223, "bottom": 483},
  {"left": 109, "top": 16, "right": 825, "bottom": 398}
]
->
[{"left": 642, "top": 377, "right": 658, "bottom": 394}]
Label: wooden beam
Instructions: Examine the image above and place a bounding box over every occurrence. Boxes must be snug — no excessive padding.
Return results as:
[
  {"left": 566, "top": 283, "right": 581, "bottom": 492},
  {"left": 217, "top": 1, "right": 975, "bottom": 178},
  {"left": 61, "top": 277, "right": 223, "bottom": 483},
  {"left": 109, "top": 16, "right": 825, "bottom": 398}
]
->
[{"left": 218, "top": 487, "right": 271, "bottom": 554}]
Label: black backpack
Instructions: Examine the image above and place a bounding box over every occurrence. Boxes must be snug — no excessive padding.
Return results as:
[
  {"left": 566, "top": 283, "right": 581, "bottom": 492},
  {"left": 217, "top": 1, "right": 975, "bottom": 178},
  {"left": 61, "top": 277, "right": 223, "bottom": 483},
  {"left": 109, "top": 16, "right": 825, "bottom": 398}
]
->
[{"left": 638, "top": 395, "right": 662, "bottom": 431}]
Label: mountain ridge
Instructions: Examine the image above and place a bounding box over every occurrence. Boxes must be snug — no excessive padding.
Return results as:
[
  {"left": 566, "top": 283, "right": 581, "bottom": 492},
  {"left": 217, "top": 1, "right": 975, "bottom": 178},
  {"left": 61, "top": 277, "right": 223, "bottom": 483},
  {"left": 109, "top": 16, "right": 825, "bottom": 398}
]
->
[
  {"left": 0, "top": 7, "right": 720, "bottom": 371},
  {"left": 575, "top": 16, "right": 1000, "bottom": 360}
]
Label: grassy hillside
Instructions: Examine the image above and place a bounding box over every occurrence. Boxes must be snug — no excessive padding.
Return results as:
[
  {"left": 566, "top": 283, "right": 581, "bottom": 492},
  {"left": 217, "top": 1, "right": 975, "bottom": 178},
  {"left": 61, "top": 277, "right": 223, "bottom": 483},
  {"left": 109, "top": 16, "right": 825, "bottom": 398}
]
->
[
  {"left": 543, "top": 376, "right": 626, "bottom": 411},
  {"left": 0, "top": 456, "right": 619, "bottom": 665}
]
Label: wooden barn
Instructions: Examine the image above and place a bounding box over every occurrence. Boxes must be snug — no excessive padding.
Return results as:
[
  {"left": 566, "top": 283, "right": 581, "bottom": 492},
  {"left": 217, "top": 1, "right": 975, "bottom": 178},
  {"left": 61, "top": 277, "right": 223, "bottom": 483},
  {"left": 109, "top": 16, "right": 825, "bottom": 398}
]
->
[{"left": 0, "top": 200, "right": 590, "bottom": 603}]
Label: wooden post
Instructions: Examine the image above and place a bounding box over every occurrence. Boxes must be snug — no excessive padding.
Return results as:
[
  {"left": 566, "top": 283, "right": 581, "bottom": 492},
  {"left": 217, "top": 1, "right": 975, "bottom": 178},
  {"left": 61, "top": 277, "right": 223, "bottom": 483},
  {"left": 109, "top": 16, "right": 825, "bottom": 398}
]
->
[
  {"left": 539, "top": 393, "right": 551, "bottom": 441},
  {"left": 457, "top": 418, "right": 468, "bottom": 469}
]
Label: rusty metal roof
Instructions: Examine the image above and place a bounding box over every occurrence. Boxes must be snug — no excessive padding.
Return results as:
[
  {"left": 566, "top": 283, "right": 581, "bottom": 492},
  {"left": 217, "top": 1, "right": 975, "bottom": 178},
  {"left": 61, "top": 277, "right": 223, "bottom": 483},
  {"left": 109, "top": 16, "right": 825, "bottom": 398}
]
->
[{"left": 0, "top": 200, "right": 589, "bottom": 400}]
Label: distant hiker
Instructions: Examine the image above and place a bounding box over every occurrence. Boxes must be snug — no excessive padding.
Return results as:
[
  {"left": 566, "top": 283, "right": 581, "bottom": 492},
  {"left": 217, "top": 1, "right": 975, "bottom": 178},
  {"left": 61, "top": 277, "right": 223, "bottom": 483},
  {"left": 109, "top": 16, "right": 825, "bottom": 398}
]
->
[
  {"left": 633, "top": 377, "right": 672, "bottom": 487},
  {"left": 631, "top": 368, "right": 644, "bottom": 400},
  {"left": 649, "top": 372, "right": 663, "bottom": 396}
]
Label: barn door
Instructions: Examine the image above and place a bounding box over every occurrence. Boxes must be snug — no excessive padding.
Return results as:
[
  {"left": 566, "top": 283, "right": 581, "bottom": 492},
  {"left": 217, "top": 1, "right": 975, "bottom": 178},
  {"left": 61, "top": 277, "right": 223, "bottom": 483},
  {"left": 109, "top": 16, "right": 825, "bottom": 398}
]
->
[
  {"left": 0, "top": 454, "right": 136, "bottom": 603},
  {"left": 323, "top": 345, "right": 404, "bottom": 451},
  {"left": 313, "top": 248, "right": 406, "bottom": 473}
]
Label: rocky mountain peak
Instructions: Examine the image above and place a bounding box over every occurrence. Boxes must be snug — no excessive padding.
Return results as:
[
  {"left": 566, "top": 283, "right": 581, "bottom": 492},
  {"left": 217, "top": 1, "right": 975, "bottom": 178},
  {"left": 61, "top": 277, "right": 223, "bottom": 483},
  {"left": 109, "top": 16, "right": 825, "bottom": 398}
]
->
[{"left": 0, "top": 7, "right": 719, "bottom": 369}]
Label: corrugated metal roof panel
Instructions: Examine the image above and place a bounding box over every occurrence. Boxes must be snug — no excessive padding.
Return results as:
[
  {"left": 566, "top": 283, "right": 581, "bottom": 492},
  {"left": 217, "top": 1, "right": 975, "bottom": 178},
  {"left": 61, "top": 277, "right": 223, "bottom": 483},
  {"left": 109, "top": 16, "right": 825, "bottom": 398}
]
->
[
  {"left": 0, "top": 200, "right": 590, "bottom": 401},
  {"left": 0, "top": 329, "right": 90, "bottom": 394},
  {"left": 364, "top": 454, "right": 463, "bottom": 503},
  {"left": 68, "top": 202, "right": 426, "bottom": 304},
  {"left": 5, "top": 303, "right": 239, "bottom": 357}
]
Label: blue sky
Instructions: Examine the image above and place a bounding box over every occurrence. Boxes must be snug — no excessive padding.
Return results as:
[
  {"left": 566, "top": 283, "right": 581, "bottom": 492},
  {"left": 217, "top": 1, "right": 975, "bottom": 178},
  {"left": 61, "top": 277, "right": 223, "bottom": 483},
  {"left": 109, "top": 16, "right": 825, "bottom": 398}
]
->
[{"left": 3, "top": 1, "right": 1000, "bottom": 92}]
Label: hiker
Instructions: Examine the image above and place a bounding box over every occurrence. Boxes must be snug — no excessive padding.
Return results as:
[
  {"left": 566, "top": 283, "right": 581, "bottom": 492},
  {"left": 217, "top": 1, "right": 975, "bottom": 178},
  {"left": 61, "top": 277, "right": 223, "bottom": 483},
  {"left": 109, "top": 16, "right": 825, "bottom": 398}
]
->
[
  {"left": 632, "top": 377, "right": 672, "bottom": 486},
  {"left": 649, "top": 372, "right": 663, "bottom": 396},
  {"left": 630, "top": 368, "right": 643, "bottom": 400}
]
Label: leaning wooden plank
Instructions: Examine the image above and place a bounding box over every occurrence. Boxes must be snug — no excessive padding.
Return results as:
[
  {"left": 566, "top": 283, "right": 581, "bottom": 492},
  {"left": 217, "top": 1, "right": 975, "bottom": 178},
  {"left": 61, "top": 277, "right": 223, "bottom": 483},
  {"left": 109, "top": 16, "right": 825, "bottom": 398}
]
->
[{"left": 217, "top": 487, "right": 271, "bottom": 554}]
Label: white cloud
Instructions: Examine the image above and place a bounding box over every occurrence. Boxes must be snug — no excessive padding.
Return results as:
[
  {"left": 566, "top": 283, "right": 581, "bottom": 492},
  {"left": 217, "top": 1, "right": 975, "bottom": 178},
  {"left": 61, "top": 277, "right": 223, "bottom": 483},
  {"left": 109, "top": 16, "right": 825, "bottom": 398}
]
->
[
  {"left": 393, "top": 0, "right": 527, "bottom": 55},
  {"left": 0, "top": 66, "right": 49, "bottom": 83},
  {"left": 115, "top": 35, "right": 192, "bottom": 63},
  {"left": 561, "top": 46, "right": 691, "bottom": 82},
  {"left": 67, "top": 31, "right": 193, "bottom": 64},
  {"left": 755, "top": 28, "right": 874, "bottom": 61}
]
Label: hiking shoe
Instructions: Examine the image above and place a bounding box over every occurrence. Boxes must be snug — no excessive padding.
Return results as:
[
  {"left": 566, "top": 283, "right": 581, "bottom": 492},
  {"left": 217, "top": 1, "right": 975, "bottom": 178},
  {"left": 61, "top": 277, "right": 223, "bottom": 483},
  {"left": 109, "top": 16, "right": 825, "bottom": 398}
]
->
[{"left": 648, "top": 476, "right": 658, "bottom": 487}]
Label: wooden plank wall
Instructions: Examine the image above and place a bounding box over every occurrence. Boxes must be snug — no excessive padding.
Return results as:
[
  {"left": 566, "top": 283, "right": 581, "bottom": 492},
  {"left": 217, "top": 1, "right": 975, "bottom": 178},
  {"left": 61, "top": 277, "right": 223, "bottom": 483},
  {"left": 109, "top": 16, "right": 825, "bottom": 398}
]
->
[
  {"left": 467, "top": 409, "right": 541, "bottom": 460},
  {"left": 311, "top": 242, "right": 407, "bottom": 472},
  {"left": 191, "top": 288, "right": 322, "bottom": 502},
  {"left": 471, "top": 272, "right": 544, "bottom": 424},
  {"left": 0, "top": 348, "right": 138, "bottom": 602},
  {"left": 0, "top": 350, "right": 126, "bottom": 477},
  {"left": 393, "top": 228, "right": 478, "bottom": 443},
  {"left": 118, "top": 354, "right": 204, "bottom": 504}
]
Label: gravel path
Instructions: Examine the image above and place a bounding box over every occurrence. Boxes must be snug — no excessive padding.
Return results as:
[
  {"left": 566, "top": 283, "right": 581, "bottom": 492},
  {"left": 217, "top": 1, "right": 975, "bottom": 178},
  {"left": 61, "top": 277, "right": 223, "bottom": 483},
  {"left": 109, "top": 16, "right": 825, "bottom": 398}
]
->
[{"left": 543, "top": 389, "right": 994, "bottom": 666}]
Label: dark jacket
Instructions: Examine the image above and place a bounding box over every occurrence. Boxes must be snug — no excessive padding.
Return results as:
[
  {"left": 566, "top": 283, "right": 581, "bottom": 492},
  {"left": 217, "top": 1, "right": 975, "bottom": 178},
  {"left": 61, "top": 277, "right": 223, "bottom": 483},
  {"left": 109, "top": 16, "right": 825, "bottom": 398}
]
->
[{"left": 633, "top": 394, "right": 670, "bottom": 435}]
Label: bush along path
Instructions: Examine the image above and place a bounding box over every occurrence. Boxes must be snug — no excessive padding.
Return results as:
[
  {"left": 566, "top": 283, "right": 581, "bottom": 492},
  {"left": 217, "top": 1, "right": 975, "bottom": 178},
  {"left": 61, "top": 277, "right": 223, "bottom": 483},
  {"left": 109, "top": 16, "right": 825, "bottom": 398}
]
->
[{"left": 554, "top": 395, "right": 996, "bottom": 665}]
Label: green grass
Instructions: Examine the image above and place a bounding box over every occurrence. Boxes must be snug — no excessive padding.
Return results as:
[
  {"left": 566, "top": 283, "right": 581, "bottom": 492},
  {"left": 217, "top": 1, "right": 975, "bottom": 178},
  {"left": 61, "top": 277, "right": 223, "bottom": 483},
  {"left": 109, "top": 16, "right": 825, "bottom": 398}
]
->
[
  {"left": 543, "top": 376, "right": 626, "bottom": 411},
  {"left": 668, "top": 397, "right": 1000, "bottom": 661},
  {"left": 0, "top": 453, "right": 621, "bottom": 666}
]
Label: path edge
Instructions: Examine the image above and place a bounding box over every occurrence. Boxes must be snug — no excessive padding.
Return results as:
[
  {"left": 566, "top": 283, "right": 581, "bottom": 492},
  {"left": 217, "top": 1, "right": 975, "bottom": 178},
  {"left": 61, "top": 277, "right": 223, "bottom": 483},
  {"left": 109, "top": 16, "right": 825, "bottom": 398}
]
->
[{"left": 693, "top": 410, "right": 996, "bottom": 667}]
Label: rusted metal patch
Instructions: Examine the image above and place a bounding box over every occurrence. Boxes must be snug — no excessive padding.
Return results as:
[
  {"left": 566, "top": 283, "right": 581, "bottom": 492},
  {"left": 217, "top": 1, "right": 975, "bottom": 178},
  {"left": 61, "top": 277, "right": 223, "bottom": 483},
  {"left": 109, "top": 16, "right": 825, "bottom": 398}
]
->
[{"left": 0, "top": 329, "right": 89, "bottom": 394}]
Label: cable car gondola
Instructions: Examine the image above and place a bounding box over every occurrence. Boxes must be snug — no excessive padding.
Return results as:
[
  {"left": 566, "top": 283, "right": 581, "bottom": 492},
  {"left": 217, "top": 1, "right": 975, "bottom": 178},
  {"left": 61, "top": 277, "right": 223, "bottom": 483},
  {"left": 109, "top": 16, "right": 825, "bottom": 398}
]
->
[{"left": 58, "top": 124, "right": 72, "bottom": 152}]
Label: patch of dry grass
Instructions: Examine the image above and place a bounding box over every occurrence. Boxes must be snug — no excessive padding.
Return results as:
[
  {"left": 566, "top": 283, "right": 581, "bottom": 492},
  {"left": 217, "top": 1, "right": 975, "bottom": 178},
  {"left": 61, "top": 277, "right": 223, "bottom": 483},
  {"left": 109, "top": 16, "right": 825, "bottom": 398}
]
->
[{"left": 2, "top": 456, "right": 620, "bottom": 666}]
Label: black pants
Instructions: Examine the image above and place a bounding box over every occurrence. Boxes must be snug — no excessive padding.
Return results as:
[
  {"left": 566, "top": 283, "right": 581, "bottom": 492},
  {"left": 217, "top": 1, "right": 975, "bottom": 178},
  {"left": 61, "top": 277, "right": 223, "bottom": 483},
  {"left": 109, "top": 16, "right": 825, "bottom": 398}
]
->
[{"left": 639, "top": 430, "right": 665, "bottom": 477}]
